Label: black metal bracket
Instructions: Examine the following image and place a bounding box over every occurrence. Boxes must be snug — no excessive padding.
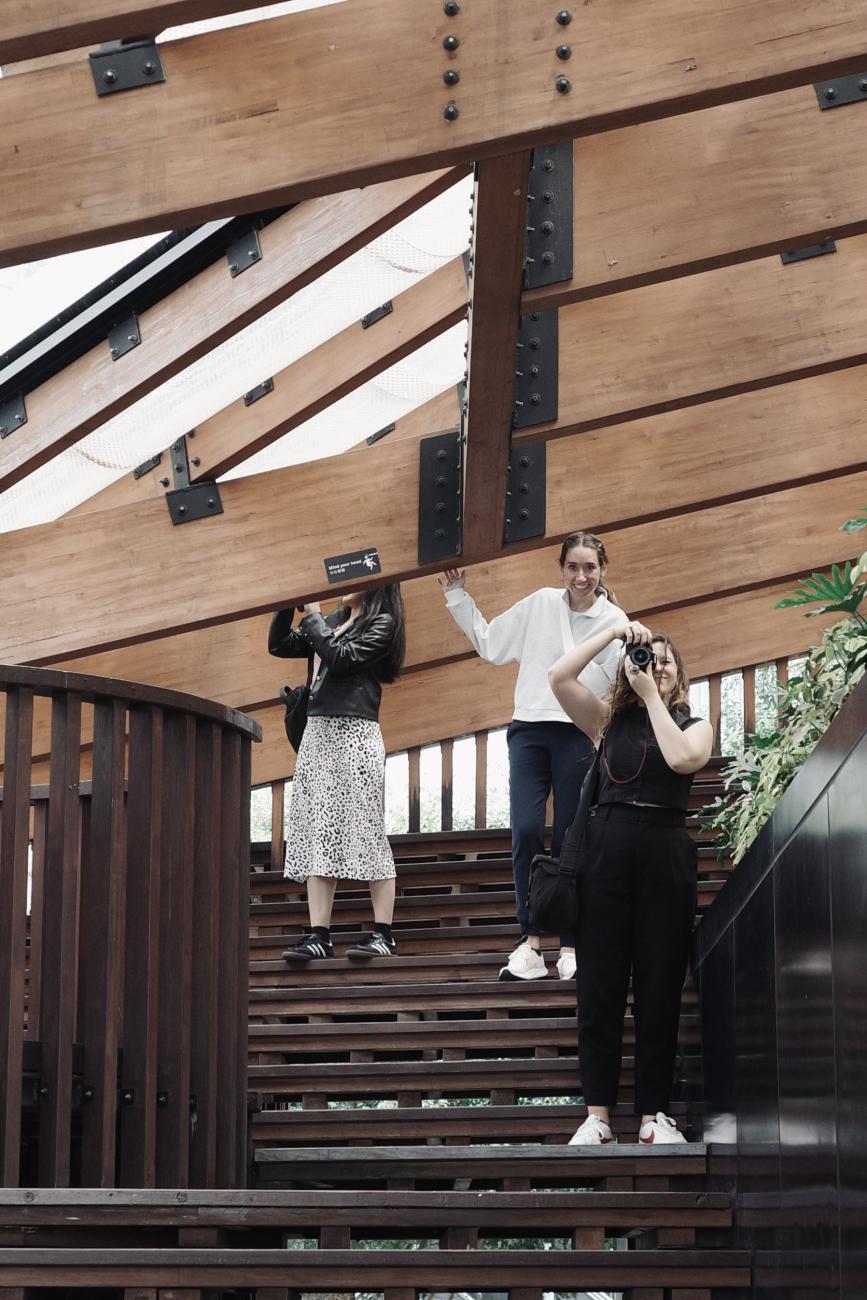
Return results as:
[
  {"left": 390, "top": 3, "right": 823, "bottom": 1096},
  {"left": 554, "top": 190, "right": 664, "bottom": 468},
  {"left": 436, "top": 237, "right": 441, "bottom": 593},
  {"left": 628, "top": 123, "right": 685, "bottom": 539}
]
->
[
  {"left": 418, "top": 429, "right": 462, "bottom": 564},
  {"left": 243, "top": 377, "right": 274, "bottom": 406},
  {"left": 361, "top": 301, "right": 393, "bottom": 329},
  {"left": 89, "top": 39, "right": 165, "bottom": 96},
  {"left": 133, "top": 451, "right": 162, "bottom": 479},
  {"left": 0, "top": 392, "right": 27, "bottom": 439},
  {"left": 815, "top": 72, "right": 867, "bottom": 109},
  {"left": 512, "top": 309, "right": 558, "bottom": 429},
  {"left": 780, "top": 240, "right": 837, "bottom": 265},
  {"left": 366, "top": 422, "right": 395, "bottom": 446},
  {"left": 226, "top": 229, "right": 262, "bottom": 278},
  {"left": 503, "top": 444, "right": 546, "bottom": 545},
  {"left": 108, "top": 313, "right": 141, "bottom": 360},
  {"left": 165, "top": 433, "right": 223, "bottom": 525},
  {"left": 524, "top": 141, "right": 573, "bottom": 289}
]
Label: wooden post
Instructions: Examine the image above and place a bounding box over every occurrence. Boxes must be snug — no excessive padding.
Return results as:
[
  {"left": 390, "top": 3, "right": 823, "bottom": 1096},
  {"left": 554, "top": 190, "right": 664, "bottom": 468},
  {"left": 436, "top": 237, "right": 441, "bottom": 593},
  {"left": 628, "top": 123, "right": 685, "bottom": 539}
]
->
[
  {"left": 474, "top": 730, "right": 488, "bottom": 829},
  {"left": 441, "top": 738, "right": 453, "bottom": 832},
  {"left": 708, "top": 674, "right": 722, "bottom": 753},
  {"left": 270, "top": 779, "right": 285, "bottom": 872},
  {"left": 742, "top": 664, "right": 756, "bottom": 738},
  {"left": 408, "top": 747, "right": 421, "bottom": 834}
]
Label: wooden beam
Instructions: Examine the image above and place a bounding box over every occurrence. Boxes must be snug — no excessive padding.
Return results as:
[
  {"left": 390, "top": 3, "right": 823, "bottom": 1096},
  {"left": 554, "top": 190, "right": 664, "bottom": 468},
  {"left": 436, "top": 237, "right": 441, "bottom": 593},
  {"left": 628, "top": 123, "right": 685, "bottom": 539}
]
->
[
  {"left": 34, "top": 360, "right": 867, "bottom": 696},
  {"left": 0, "top": 168, "right": 463, "bottom": 493},
  {"left": 0, "top": 0, "right": 283, "bottom": 65},
  {"left": 2, "top": 0, "right": 867, "bottom": 264},
  {"left": 461, "top": 152, "right": 530, "bottom": 559},
  {"left": 515, "top": 233, "right": 867, "bottom": 444},
  {"left": 71, "top": 257, "right": 468, "bottom": 514},
  {"left": 523, "top": 83, "right": 867, "bottom": 308},
  {"left": 3, "top": 408, "right": 864, "bottom": 670}
]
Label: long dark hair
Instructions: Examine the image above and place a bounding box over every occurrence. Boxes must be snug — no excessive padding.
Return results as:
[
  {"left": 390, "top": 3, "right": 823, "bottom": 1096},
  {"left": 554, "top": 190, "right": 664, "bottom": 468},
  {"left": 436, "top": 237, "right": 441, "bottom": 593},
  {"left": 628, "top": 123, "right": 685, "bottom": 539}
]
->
[{"left": 349, "top": 583, "right": 406, "bottom": 682}]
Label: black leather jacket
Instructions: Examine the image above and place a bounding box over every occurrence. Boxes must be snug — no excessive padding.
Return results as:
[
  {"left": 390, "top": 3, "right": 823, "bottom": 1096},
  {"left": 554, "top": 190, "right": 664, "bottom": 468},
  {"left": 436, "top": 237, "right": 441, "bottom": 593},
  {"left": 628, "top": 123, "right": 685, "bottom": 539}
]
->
[{"left": 268, "top": 607, "right": 395, "bottom": 721}]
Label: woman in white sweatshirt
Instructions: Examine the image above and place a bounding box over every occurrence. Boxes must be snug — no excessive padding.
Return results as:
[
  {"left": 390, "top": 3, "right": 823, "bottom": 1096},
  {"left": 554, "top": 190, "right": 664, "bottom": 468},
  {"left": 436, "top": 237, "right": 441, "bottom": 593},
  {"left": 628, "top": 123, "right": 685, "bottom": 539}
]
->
[{"left": 439, "top": 532, "right": 626, "bottom": 980}]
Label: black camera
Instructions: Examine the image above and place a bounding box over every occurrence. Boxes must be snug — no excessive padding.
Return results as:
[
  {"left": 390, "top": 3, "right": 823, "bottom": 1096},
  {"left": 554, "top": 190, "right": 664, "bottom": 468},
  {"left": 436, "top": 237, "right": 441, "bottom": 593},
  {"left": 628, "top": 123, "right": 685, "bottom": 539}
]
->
[{"left": 626, "top": 642, "right": 656, "bottom": 669}]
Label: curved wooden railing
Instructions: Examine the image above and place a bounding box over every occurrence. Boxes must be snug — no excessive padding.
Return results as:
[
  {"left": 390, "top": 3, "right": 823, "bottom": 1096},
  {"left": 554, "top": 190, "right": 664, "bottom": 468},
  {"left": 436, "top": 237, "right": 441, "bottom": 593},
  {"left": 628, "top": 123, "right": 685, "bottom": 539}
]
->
[{"left": 0, "top": 665, "right": 260, "bottom": 1190}]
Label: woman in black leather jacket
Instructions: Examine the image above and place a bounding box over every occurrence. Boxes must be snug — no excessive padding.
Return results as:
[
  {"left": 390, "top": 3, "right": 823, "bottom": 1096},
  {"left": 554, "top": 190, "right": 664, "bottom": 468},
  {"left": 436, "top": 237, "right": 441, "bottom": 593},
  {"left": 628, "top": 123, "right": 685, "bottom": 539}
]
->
[{"left": 269, "top": 584, "right": 406, "bottom": 961}]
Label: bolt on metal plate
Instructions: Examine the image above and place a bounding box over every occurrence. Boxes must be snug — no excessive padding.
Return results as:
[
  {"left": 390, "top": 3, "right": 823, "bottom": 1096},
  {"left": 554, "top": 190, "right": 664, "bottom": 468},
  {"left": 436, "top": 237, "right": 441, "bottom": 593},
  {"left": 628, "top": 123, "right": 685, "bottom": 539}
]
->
[
  {"left": 226, "top": 228, "right": 262, "bottom": 278},
  {"left": 815, "top": 72, "right": 867, "bottom": 109},
  {"left": 166, "top": 482, "right": 224, "bottom": 525},
  {"left": 0, "top": 391, "right": 27, "bottom": 439},
  {"left": 780, "top": 240, "right": 837, "bottom": 264},
  {"left": 108, "top": 313, "right": 141, "bottom": 360},
  {"left": 90, "top": 39, "right": 166, "bottom": 96},
  {"left": 512, "top": 308, "right": 559, "bottom": 429},
  {"left": 244, "top": 377, "right": 274, "bottom": 406},
  {"left": 524, "top": 140, "right": 573, "bottom": 289},
  {"left": 503, "top": 443, "right": 547, "bottom": 545},
  {"left": 133, "top": 451, "right": 162, "bottom": 479},
  {"left": 418, "top": 429, "right": 462, "bottom": 564}
]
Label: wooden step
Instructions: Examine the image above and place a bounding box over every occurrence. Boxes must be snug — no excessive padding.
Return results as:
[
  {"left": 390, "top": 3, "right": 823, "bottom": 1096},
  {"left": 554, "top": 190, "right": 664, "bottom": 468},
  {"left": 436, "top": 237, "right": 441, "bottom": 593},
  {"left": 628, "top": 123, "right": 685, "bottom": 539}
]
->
[
  {"left": 254, "top": 1141, "right": 710, "bottom": 1189},
  {"left": 0, "top": 1245, "right": 753, "bottom": 1291},
  {"left": 249, "top": 879, "right": 723, "bottom": 928},
  {"left": 0, "top": 1186, "right": 732, "bottom": 1239},
  {"left": 251, "top": 846, "right": 731, "bottom": 898},
  {"left": 248, "top": 1051, "right": 698, "bottom": 1105},
  {"left": 247, "top": 1012, "right": 701, "bottom": 1061},
  {"left": 250, "top": 1100, "right": 688, "bottom": 1146},
  {"left": 248, "top": 975, "right": 698, "bottom": 1017}
]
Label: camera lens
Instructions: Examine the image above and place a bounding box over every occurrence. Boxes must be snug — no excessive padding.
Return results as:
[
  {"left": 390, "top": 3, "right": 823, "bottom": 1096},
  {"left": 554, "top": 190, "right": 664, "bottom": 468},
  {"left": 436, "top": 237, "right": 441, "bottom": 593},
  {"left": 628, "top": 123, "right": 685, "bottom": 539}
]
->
[{"left": 626, "top": 643, "right": 655, "bottom": 669}]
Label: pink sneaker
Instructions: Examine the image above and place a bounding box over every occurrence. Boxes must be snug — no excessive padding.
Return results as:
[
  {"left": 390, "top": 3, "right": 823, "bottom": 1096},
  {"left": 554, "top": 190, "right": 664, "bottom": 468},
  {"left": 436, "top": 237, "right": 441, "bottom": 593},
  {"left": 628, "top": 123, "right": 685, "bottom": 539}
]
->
[{"left": 638, "top": 1113, "right": 686, "bottom": 1144}]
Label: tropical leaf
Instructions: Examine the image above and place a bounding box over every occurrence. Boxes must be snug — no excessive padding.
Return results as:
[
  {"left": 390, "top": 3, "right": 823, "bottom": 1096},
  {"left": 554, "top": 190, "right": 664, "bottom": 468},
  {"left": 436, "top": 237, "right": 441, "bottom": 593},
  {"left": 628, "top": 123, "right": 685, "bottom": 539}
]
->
[{"left": 840, "top": 507, "right": 867, "bottom": 534}]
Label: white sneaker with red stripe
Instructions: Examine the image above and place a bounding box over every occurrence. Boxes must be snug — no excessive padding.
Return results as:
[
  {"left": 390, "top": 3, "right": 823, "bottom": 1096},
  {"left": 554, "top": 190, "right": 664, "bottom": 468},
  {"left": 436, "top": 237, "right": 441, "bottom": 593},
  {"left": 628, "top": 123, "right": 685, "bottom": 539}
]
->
[
  {"left": 568, "top": 1114, "right": 616, "bottom": 1145},
  {"left": 638, "top": 1113, "right": 686, "bottom": 1144}
]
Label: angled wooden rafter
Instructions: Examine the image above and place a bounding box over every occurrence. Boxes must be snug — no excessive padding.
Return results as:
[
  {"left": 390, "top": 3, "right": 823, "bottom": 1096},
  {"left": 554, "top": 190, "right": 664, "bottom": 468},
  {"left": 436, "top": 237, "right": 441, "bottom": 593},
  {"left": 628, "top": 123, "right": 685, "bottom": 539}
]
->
[
  {"left": 523, "top": 83, "right": 867, "bottom": 308},
  {"left": 461, "top": 152, "right": 530, "bottom": 561},
  {"left": 71, "top": 256, "right": 468, "bottom": 514},
  {"left": 0, "top": 0, "right": 277, "bottom": 65},
  {"left": 2, "top": 0, "right": 867, "bottom": 264},
  {"left": 0, "top": 167, "right": 463, "bottom": 494}
]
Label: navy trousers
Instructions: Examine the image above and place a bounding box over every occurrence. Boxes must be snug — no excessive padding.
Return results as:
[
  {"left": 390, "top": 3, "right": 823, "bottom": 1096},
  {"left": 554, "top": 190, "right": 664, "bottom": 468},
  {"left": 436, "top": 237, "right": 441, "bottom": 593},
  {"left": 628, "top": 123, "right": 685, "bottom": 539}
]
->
[{"left": 506, "top": 719, "right": 594, "bottom": 945}]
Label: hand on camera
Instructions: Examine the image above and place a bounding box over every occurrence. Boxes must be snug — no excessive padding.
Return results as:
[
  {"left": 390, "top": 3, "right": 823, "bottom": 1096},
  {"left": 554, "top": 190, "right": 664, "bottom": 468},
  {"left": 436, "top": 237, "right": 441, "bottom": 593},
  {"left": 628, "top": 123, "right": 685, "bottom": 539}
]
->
[
  {"left": 438, "top": 569, "right": 466, "bottom": 593},
  {"left": 620, "top": 619, "right": 652, "bottom": 646}
]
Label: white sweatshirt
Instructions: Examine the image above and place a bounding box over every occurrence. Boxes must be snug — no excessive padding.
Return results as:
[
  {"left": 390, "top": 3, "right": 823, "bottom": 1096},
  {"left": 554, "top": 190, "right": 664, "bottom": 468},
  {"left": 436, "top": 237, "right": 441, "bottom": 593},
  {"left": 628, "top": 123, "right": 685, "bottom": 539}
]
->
[{"left": 444, "top": 586, "right": 625, "bottom": 723}]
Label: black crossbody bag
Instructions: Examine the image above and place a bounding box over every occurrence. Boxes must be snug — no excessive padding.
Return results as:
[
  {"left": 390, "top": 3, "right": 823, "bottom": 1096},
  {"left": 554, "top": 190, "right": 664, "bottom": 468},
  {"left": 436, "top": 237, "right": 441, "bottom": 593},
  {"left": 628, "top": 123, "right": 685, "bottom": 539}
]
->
[{"left": 527, "top": 747, "right": 601, "bottom": 935}]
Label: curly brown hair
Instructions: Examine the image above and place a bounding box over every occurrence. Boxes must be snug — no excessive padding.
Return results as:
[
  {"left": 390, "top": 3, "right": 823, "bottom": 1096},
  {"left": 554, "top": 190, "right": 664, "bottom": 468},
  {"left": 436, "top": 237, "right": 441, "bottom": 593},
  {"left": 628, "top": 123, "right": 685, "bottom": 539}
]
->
[{"left": 602, "top": 634, "right": 692, "bottom": 736}]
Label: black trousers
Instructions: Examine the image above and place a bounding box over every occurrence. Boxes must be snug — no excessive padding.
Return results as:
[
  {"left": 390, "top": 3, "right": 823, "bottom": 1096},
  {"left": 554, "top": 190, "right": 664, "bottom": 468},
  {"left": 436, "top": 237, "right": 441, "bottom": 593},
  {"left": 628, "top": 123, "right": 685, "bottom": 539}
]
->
[
  {"left": 576, "top": 803, "right": 697, "bottom": 1116},
  {"left": 506, "top": 720, "right": 594, "bottom": 945}
]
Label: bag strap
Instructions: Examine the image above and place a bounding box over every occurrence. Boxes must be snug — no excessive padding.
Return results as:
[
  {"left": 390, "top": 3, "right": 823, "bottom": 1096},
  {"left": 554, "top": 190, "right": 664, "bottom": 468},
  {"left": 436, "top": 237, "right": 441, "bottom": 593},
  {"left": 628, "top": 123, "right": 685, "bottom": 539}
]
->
[{"left": 558, "top": 747, "right": 601, "bottom": 874}]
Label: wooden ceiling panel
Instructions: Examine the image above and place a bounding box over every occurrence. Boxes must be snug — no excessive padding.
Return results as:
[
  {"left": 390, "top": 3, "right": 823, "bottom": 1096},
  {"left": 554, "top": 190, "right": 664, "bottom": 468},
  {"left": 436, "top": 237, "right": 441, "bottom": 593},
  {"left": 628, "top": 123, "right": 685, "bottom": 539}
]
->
[
  {"left": 2, "top": 0, "right": 866, "bottom": 263},
  {"left": 524, "top": 84, "right": 867, "bottom": 308},
  {"left": 0, "top": 169, "right": 462, "bottom": 493},
  {"left": 518, "top": 233, "right": 867, "bottom": 441}
]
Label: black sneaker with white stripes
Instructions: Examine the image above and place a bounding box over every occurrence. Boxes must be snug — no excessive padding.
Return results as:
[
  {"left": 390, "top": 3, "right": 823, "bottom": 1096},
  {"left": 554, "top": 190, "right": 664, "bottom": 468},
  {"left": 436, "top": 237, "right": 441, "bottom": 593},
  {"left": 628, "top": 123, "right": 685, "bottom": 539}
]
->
[
  {"left": 281, "top": 932, "right": 333, "bottom": 962},
  {"left": 345, "top": 932, "right": 397, "bottom": 958}
]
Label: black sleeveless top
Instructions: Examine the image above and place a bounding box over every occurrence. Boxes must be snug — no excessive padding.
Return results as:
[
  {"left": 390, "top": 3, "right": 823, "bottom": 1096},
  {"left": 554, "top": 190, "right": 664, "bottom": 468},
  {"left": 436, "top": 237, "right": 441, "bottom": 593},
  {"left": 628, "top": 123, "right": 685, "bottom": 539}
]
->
[{"left": 597, "top": 706, "right": 702, "bottom": 813}]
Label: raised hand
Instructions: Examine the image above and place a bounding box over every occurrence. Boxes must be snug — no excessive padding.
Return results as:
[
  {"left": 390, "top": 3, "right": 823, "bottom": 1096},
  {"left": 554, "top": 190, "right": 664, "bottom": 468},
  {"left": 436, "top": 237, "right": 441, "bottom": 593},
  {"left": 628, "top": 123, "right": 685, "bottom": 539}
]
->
[{"left": 438, "top": 569, "right": 466, "bottom": 593}]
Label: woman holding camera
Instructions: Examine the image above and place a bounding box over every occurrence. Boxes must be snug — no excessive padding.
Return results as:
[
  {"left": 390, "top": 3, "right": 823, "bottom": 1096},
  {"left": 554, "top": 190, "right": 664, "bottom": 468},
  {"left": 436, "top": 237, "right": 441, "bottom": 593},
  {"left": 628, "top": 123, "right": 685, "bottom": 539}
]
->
[
  {"left": 439, "top": 532, "right": 625, "bottom": 982},
  {"left": 548, "top": 620, "right": 712, "bottom": 1144},
  {"left": 268, "top": 585, "right": 406, "bottom": 961}
]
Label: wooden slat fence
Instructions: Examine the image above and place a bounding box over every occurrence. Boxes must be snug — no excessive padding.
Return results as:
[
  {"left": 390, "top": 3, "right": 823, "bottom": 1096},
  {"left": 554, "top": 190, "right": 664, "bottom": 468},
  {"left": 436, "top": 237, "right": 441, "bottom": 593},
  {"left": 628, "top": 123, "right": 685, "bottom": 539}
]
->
[{"left": 0, "top": 665, "right": 260, "bottom": 1190}]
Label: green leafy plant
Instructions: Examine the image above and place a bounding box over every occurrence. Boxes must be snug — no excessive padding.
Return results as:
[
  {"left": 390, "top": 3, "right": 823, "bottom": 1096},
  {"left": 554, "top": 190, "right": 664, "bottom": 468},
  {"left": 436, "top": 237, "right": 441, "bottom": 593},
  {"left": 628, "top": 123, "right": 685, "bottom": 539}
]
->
[{"left": 704, "top": 510, "right": 867, "bottom": 864}]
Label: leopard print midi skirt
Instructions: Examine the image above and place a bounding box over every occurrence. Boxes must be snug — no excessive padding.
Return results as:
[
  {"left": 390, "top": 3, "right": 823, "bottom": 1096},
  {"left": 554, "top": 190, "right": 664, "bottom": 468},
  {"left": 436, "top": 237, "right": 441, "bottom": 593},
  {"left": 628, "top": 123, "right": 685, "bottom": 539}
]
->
[{"left": 283, "top": 715, "right": 396, "bottom": 882}]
